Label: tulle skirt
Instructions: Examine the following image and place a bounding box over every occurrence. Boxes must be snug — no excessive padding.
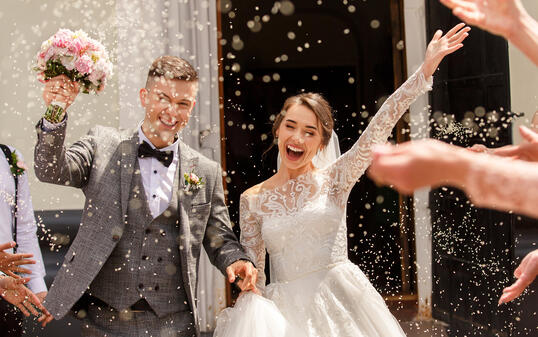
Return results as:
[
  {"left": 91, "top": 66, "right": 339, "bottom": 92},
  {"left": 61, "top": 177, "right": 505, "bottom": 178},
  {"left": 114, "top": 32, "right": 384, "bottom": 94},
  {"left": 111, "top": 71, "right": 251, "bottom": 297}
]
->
[
  {"left": 215, "top": 261, "right": 406, "bottom": 337},
  {"left": 214, "top": 292, "right": 305, "bottom": 337}
]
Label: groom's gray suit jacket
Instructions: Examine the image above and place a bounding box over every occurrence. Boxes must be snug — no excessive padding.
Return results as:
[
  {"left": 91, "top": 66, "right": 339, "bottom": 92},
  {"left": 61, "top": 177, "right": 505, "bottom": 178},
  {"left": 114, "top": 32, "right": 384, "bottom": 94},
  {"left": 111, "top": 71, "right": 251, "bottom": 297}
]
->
[{"left": 34, "top": 121, "right": 249, "bottom": 335}]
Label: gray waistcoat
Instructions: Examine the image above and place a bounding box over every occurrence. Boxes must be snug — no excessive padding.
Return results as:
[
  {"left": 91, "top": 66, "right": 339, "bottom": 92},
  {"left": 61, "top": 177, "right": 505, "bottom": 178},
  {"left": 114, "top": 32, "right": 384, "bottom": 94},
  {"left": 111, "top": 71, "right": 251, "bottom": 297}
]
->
[{"left": 89, "top": 163, "right": 189, "bottom": 317}]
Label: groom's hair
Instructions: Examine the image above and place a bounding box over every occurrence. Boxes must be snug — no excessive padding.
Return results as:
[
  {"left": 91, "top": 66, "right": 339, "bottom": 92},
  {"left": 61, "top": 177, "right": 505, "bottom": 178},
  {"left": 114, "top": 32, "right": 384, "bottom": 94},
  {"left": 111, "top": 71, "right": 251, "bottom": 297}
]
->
[{"left": 146, "top": 56, "right": 198, "bottom": 88}]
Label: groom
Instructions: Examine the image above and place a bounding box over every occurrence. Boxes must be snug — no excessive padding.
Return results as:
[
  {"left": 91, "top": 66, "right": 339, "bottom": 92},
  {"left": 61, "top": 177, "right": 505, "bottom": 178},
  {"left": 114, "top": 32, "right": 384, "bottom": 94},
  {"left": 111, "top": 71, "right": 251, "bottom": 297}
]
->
[{"left": 34, "top": 56, "right": 257, "bottom": 336}]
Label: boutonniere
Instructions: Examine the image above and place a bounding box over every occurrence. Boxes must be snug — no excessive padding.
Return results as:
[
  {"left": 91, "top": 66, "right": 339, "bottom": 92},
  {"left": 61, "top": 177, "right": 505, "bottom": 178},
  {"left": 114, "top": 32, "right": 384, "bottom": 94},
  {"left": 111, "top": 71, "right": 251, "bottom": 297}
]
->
[
  {"left": 10, "top": 152, "right": 27, "bottom": 177},
  {"left": 183, "top": 171, "right": 204, "bottom": 192}
]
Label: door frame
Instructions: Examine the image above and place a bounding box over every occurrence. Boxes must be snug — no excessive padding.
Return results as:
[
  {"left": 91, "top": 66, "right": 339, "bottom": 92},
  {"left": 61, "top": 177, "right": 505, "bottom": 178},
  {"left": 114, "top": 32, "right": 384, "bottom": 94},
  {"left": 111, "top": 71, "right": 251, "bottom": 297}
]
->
[{"left": 216, "top": 0, "right": 418, "bottom": 310}]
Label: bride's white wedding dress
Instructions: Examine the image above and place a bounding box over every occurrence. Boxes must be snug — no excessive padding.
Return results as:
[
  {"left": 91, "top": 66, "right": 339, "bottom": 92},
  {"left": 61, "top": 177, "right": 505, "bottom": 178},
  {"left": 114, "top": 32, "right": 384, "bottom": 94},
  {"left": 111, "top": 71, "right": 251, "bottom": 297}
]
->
[{"left": 215, "top": 68, "right": 432, "bottom": 337}]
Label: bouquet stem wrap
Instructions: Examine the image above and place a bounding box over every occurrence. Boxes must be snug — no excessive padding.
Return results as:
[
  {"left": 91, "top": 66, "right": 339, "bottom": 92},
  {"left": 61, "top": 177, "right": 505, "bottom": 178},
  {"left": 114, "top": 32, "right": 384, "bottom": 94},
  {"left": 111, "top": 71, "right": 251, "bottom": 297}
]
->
[{"left": 44, "top": 101, "right": 67, "bottom": 123}]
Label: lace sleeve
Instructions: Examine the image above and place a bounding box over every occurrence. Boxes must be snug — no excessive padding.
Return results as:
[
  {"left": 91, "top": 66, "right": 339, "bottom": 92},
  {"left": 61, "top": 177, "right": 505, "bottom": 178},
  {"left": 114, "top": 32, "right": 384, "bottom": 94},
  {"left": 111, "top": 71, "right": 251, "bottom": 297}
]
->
[
  {"left": 239, "top": 193, "right": 266, "bottom": 293},
  {"left": 327, "top": 67, "right": 433, "bottom": 206},
  {"left": 465, "top": 155, "right": 538, "bottom": 218}
]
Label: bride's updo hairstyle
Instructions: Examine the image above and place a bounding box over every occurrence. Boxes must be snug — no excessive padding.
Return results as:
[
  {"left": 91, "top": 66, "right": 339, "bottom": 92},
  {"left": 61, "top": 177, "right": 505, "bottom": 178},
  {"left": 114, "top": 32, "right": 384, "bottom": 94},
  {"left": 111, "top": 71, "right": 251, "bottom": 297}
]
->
[{"left": 272, "top": 92, "right": 334, "bottom": 148}]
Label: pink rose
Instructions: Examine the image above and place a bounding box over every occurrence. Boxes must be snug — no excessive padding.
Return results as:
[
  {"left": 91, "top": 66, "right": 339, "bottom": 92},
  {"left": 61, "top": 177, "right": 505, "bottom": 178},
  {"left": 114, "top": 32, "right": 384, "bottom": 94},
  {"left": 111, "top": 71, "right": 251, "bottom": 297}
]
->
[
  {"left": 44, "top": 47, "right": 57, "bottom": 62},
  {"left": 69, "top": 37, "right": 88, "bottom": 56},
  {"left": 189, "top": 173, "right": 200, "bottom": 184},
  {"left": 16, "top": 161, "right": 28, "bottom": 171},
  {"left": 88, "top": 69, "right": 103, "bottom": 85},
  {"left": 52, "top": 30, "right": 71, "bottom": 48},
  {"left": 86, "top": 41, "right": 99, "bottom": 53},
  {"left": 37, "top": 72, "right": 46, "bottom": 83},
  {"left": 52, "top": 37, "right": 67, "bottom": 48},
  {"left": 75, "top": 55, "right": 93, "bottom": 74}
]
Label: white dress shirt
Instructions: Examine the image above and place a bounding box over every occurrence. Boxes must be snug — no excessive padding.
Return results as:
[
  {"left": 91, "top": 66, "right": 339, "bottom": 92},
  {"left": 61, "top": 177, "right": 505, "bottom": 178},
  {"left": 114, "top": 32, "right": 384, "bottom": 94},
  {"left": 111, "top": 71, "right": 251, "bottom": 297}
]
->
[
  {"left": 0, "top": 147, "right": 47, "bottom": 293},
  {"left": 42, "top": 119, "right": 179, "bottom": 219},
  {"left": 137, "top": 126, "right": 180, "bottom": 218}
]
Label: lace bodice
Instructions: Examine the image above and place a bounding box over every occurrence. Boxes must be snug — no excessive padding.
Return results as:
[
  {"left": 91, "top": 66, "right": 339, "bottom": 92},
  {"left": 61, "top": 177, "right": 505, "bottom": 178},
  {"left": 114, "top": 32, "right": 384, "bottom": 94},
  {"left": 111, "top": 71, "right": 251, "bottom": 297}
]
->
[{"left": 240, "top": 68, "right": 433, "bottom": 291}]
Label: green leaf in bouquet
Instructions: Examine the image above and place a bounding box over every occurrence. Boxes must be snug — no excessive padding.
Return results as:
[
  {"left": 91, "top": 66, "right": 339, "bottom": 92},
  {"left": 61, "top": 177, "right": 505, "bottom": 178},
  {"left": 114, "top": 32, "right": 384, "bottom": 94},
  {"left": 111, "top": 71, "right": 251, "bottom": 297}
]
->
[
  {"left": 10, "top": 152, "right": 25, "bottom": 177},
  {"left": 41, "top": 59, "right": 101, "bottom": 95},
  {"left": 43, "top": 59, "right": 78, "bottom": 82}
]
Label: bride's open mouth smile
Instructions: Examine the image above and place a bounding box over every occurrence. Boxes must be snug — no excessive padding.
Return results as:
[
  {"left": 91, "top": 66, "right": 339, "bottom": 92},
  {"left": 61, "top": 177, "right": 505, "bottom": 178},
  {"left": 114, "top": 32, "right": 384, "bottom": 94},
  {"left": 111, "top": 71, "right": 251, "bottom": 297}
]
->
[{"left": 285, "top": 144, "right": 305, "bottom": 161}]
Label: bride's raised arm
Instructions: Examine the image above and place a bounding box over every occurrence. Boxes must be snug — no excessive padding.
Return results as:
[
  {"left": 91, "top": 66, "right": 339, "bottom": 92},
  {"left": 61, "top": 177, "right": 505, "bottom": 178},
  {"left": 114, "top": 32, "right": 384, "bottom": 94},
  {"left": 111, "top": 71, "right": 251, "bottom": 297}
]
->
[
  {"left": 239, "top": 193, "right": 266, "bottom": 293},
  {"left": 327, "top": 23, "right": 470, "bottom": 204}
]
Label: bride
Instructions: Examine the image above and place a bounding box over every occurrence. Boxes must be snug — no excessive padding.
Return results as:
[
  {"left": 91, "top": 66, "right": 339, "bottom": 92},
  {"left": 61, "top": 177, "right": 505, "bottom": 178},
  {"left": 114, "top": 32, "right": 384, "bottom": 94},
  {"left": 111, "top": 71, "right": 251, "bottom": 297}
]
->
[{"left": 215, "top": 23, "right": 470, "bottom": 337}]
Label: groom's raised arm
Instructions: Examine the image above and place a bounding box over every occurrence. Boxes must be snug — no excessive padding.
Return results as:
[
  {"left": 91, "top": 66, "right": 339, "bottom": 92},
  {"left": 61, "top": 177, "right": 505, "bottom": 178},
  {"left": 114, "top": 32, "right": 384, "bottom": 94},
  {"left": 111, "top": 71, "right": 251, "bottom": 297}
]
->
[
  {"left": 35, "top": 75, "right": 94, "bottom": 188},
  {"left": 203, "top": 163, "right": 252, "bottom": 275},
  {"left": 34, "top": 120, "right": 96, "bottom": 188}
]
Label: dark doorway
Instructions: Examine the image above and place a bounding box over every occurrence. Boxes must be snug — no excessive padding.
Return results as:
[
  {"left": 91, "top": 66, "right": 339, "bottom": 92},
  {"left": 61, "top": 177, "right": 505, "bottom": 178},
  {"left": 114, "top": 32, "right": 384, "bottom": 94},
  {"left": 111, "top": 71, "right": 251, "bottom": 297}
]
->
[
  {"left": 426, "top": 1, "right": 537, "bottom": 336},
  {"left": 219, "top": 0, "right": 416, "bottom": 301}
]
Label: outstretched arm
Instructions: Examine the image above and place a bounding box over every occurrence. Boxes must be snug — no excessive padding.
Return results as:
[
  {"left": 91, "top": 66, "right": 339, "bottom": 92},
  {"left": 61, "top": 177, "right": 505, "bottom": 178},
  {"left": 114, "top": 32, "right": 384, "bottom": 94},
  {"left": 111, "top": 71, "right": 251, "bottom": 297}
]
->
[
  {"left": 328, "top": 24, "right": 469, "bottom": 203},
  {"left": 489, "top": 126, "right": 538, "bottom": 161},
  {"left": 440, "top": 0, "right": 538, "bottom": 65},
  {"left": 421, "top": 23, "right": 471, "bottom": 78},
  {"left": 34, "top": 121, "right": 96, "bottom": 188},
  {"left": 368, "top": 139, "right": 538, "bottom": 218},
  {"left": 35, "top": 74, "right": 96, "bottom": 188}
]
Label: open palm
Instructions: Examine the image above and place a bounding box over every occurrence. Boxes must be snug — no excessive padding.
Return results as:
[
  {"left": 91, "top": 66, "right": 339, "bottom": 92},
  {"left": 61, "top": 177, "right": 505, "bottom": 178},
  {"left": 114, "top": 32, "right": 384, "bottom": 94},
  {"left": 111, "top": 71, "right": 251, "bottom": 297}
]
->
[
  {"left": 493, "top": 126, "right": 538, "bottom": 162},
  {"left": 0, "top": 276, "right": 48, "bottom": 317},
  {"left": 422, "top": 23, "right": 471, "bottom": 79},
  {"left": 0, "top": 241, "right": 36, "bottom": 277},
  {"left": 499, "top": 249, "right": 538, "bottom": 304},
  {"left": 440, "top": 0, "right": 522, "bottom": 38}
]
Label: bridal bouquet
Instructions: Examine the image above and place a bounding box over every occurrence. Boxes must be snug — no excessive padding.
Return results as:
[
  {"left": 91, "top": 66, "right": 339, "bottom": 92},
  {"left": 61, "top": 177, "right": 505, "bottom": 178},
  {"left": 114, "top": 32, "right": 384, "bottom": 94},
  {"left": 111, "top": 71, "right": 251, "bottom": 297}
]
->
[{"left": 34, "top": 28, "right": 113, "bottom": 122}]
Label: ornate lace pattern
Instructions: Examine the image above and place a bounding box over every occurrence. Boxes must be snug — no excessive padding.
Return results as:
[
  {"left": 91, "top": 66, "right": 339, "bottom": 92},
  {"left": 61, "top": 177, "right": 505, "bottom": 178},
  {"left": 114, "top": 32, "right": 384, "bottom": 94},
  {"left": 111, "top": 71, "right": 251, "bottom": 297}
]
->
[{"left": 240, "top": 68, "right": 433, "bottom": 292}]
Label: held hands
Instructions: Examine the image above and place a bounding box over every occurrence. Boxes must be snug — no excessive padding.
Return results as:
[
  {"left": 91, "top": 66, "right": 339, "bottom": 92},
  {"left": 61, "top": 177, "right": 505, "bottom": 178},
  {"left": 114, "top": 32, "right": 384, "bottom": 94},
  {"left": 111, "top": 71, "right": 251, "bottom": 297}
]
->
[
  {"left": 0, "top": 241, "right": 36, "bottom": 277},
  {"left": 440, "top": 0, "right": 525, "bottom": 39},
  {"left": 226, "top": 260, "right": 260, "bottom": 295},
  {"left": 36, "top": 291, "right": 48, "bottom": 304},
  {"left": 42, "top": 74, "right": 80, "bottom": 112},
  {"left": 0, "top": 275, "right": 53, "bottom": 325},
  {"left": 422, "top": 23, "right": 470, "bottom": 79},
  {"left": 499, "top": 249, "right": 538, "bottom": 305}
]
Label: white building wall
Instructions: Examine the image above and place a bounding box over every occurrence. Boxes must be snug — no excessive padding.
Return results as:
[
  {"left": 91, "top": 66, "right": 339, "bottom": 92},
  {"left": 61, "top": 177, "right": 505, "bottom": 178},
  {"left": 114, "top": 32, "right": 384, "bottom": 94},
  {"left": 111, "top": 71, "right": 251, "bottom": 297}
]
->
[
  {"left": 510, "top": 0, "right": 538, "bottom": 143},
  {"left": 0, "top": 0, "right": 119, "bottom": 210}
]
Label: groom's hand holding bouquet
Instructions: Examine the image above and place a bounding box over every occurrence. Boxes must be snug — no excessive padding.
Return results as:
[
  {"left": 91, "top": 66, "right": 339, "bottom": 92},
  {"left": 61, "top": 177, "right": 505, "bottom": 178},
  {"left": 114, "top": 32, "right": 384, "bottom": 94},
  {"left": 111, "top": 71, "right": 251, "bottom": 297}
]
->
[{"left": 42, "top": 75, "right": 80, "bottom": 117}]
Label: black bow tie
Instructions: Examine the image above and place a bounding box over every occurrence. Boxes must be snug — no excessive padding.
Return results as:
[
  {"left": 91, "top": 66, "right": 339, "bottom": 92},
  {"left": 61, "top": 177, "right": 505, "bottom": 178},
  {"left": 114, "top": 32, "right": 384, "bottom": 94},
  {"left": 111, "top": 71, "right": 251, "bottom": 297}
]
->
[{"left": 137, "top": 141, "right": 174, "bottom": 167}]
